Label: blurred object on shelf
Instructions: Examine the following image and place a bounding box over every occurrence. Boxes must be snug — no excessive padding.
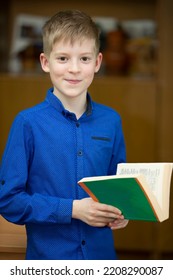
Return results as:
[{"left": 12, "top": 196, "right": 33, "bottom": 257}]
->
[
  {"left": 8, "top": 14, "right": 158, "bottom": 77},
  {"left": 102, "top": 24, "right": 130, "bottom": 75},
  {"left": 126, "top": 37, "right": 158, "bottom": 78},
  {"left": 122, "top": 19, "right": 158, "bottom": 78},
  {"left": 101, "top": 19, "right": 158, "bottom": 77},
  {"left": 93, "top": 16, "right": 118, "bottom": 52},
  {"left": 17, "top": 42, "right": 43, "bottom": 73},
  {"left": 9, "top": 14, "right": 48, "bottom": 73}
]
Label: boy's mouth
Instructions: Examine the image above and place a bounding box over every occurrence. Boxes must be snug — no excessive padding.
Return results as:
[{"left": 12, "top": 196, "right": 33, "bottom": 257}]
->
[{"left": 65, "top": 79, "right": 81, "bottom": 84}]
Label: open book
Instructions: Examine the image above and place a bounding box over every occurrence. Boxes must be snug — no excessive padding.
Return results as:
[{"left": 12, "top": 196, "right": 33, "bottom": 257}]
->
[{"left": 78, "top": 163, "right": 173, "bottom": 222}]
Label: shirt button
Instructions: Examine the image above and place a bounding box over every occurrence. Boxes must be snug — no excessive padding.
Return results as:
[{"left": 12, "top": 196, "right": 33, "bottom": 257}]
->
[
  {"left": 1, "top": 180, "right": 5, "bottom": 185},
  {"left": 77, "top": 150, "right": 83, "bottom": 156},
  {"left": 81, "top": 240, "right": 86, "bottom": 246},
  {"left": 76, "top": 122, "right": 80, "bottom": 127}
]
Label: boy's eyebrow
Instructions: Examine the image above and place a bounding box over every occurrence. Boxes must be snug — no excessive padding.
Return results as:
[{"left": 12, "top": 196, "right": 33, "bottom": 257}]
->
[
  {"left": 54, "top": 51, "right": 94, "bottom": 56},
  {"left": 80, "top": 52, "right": 94, "bottom": 56}
]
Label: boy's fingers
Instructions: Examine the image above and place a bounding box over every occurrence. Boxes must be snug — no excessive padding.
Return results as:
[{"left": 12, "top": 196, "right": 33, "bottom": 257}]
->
[{"left": 98, "top": 202, "right": 122, "bottom": 216}]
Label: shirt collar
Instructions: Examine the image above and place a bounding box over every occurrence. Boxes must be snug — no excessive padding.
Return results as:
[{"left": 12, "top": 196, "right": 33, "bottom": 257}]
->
[{"left": 45, "top": 88, "right": 93, "bottom": 118}]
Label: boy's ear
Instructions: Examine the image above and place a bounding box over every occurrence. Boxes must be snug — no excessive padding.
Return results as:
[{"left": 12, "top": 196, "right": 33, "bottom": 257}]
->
[
  {"left": 95, "top": 52, "right": 103, "bottom": 73},
  {"left": 40, "top": 53, "right": 50, "bottom": 73}
]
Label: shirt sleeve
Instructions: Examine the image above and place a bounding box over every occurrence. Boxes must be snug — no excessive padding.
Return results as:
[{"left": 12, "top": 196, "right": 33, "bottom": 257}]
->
[
  {"left": 107, "top": 115, "right": 126, "bottom": 175},
  {"left": 0, "top": 114, "right": 73, "bottom": 225}
]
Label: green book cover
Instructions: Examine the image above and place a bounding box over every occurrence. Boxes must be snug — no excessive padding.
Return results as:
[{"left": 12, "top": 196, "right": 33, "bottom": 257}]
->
[{"left": 78, "top": 176, "right": 159, "bottom": 222}]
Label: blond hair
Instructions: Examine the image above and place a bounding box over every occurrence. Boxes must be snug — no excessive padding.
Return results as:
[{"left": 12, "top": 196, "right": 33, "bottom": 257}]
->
[{"left": 42, "top": 10, "right": 100, "bottom": 56}]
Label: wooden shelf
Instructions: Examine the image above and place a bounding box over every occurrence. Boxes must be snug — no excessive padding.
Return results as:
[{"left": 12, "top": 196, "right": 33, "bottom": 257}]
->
[
  {"left": 0, "top": 216, "right": 26, "bottom": 258},
  {"left": 0, "top": 234, "right": 26, "bottom": 253}
]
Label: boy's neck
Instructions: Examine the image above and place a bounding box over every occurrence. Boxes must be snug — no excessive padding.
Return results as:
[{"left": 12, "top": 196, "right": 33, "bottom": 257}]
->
[{"left": 53, "top": 90, "right": 87, "bottom": 120}]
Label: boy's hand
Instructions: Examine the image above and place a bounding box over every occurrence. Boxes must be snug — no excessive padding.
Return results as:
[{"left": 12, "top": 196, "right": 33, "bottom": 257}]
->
[
  {"left": 72, "top": 197, "right": 128, "bottom": 229},
  {"left": 108, "top": 218, "right": 129, "bottom": 230}
]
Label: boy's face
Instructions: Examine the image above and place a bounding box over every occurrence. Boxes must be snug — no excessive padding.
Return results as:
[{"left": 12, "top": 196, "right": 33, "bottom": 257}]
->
[{"left": 40, "top": 38, "right": 102, "bottom": 100}]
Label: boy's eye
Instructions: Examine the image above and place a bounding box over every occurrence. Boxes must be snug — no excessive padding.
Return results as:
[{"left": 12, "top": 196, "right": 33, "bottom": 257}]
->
[
  {"left": 57, "top": 57, "right": 68, "bottom": 62},
  {"left": 81, "top": 57, "right": 91, "bottom": 63}
]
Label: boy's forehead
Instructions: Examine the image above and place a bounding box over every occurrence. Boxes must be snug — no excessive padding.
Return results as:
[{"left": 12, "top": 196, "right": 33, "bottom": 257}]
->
[{"left": 53, "top": 37, "right": 96, "bottom": 50}]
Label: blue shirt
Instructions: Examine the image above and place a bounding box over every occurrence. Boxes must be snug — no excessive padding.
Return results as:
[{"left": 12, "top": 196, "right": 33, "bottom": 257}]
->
[{"left": 0, "top": 88, "right": 126, "bottom": 260}]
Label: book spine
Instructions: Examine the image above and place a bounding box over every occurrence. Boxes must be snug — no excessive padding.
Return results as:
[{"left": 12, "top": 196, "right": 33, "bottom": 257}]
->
[{"left": 78, "top": 182, "right": 99, "bottom": 202}]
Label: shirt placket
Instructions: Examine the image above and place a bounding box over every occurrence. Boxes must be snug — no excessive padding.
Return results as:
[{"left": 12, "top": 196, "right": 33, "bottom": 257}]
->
[
  {"left": 75, "top": 120, "right": 84, "bottom": 185},
  {"left": 75, "top": 120, "right": 88, "bottom": 258}
]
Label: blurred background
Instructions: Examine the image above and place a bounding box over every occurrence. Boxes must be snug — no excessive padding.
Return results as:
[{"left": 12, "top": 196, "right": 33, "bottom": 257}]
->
[{"left": 0, "top": 0, "right": 173, "bottom": 260}]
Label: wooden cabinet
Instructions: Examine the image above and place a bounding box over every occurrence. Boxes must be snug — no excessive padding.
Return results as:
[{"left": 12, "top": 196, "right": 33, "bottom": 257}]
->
[
  {"left": 0, "top": 0, "right": 173, "bottom": 259},
  {"left": 0, "top": 216, "right": 26, "bottom": 260}
]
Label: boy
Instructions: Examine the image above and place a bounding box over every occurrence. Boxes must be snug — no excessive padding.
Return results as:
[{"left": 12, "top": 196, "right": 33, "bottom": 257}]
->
[{"left": 0, "top": 10, "right": 128, "bottom": 260}]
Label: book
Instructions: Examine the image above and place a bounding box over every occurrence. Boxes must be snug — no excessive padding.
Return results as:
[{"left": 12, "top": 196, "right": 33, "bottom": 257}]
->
[{"left": 78, "top": 162, "right": 173, "bottom": 222}]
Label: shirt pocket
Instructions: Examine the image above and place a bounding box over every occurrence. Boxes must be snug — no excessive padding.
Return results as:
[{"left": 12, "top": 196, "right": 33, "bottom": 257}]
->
[
  {"left": 90, "top": 135, "right": 113, "bottom": 167},
  {"left": 91, "top": 136, "right": 111, "bottom": 142}
]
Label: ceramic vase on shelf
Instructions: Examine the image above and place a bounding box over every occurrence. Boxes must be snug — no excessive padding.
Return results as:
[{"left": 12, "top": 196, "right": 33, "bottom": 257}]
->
[{"left": 103, "top": 24, "right": 129, "bottom": 76}]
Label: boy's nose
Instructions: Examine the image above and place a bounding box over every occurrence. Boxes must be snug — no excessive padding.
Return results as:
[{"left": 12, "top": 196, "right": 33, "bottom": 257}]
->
[{"left": 68, "top": 60, "right": 80, "bottom": 72}]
